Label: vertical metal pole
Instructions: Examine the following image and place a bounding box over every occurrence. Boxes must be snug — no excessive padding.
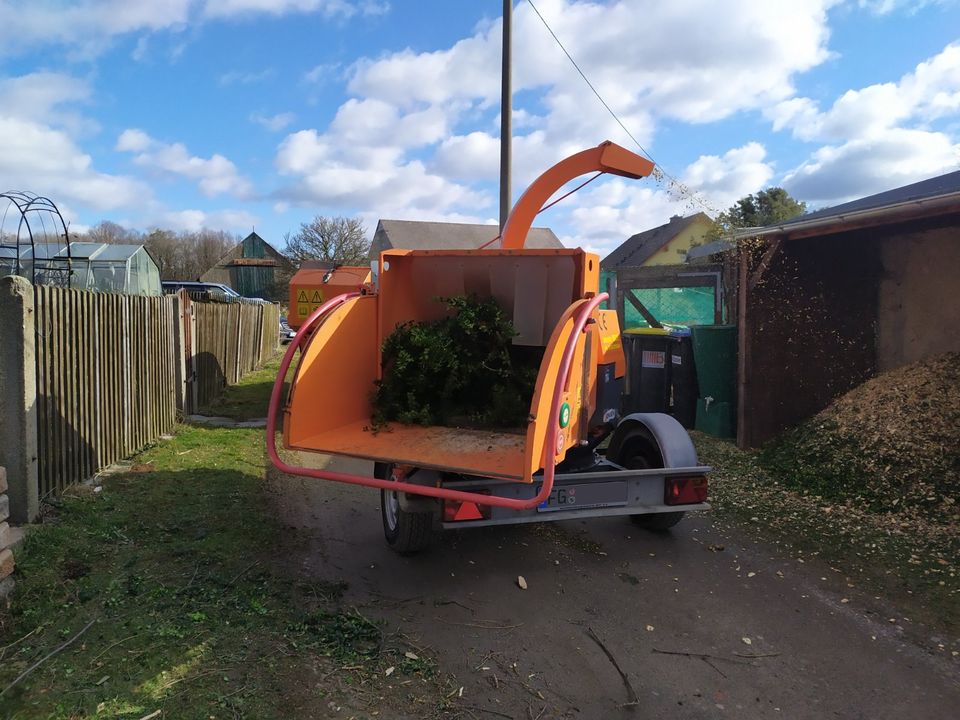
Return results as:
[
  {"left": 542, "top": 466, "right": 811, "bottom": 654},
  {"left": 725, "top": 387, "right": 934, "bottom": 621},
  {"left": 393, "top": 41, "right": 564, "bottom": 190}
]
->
[{"left": 499, "top": 0, "right": 512, "bottom": 232}]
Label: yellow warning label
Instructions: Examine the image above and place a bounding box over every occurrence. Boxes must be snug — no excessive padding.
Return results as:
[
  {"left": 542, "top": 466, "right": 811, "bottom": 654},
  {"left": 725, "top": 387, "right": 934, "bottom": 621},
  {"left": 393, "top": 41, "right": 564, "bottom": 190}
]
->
[{"left": 295, "top": 288, "right": 325, "bottom": 318}]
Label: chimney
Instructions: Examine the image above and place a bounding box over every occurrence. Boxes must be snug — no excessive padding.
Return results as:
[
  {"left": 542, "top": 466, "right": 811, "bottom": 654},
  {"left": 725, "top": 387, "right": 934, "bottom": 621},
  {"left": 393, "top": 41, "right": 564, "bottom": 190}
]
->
[{"left": 669, "top": 214, "right": 683, "bottom": 223}]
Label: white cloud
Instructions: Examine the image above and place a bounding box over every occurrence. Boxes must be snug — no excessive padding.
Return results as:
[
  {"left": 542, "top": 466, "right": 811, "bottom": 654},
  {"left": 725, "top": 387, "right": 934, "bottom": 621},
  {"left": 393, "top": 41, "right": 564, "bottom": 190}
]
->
[
  {"left": 0, "top": 0, "right": 386, "bottom": 57},
  {"left": 117, "top": 130, "right": 254, "bottom": 198},
  {"left": 219, "top": 68, "right": 275, "bottom": 86},
  {"left": 770, "top": 42, "right": 960, "bottom": 142},
  {"left": 0, "top": 1, "right": 192, "bottom": 57},
  {"left": 303, "top": 62, "right": 341, "bottom": 84},
  {"left": 0, "top": 72, "right": 97, "bottom": 135},
  {"left": 559, "top": 142, "right": 774, "bottom": 255},
  {"left": 275, "top": 0, "right": 836, "bottom": 225},
  {"left": 251, "top": 112, "right": 296, "bottom": 131},
  {"left": 0, "top": 116, "right": 147, "bottom": 212},
  {"left": 202, "top": 0, "right": 378, "bottom": 19},
  {"left": 682, "top": 143, "right": 775, "bottom": 211},
  {"left": 275, "top": 128, "right": 489, "bottom": 218},
  {"left": 115, "top": 129, "right": 153, "bottom": 153},
  {"left": 783, "top": 128, "right": 960, "bottom": 203},
  {"left": 770, "top": 42, "right": 960, "bottom": 204},
  {"left": 156, "top": 208, "right": 259, "bottom": 233},
  {"left": 857, "top": 0, "right": 955, "bottom": 14},
  {"left": 348, "top": 0, "right": 834, "bottom": 124}
]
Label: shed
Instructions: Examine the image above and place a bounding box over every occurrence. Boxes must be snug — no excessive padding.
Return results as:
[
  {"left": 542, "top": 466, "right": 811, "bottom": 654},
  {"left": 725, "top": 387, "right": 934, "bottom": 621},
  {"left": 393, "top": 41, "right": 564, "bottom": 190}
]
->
[
  {"left": 370, "top": 219, "right": 564, "bottom": 258},
  {"left": 201, "top": 231, "right": 294, "bottom": 301},
  {"left": 732, "top": 170, "right": 960, "bottom": 448},
  {"left": 0, "top": 241, "right": 161, "bottom": 295}
]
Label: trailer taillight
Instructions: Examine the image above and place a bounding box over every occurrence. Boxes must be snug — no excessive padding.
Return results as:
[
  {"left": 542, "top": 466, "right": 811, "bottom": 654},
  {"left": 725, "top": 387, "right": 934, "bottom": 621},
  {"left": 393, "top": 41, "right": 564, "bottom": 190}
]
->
[{"left": 665, "top": 476, "right": 708, "bottom": 505}]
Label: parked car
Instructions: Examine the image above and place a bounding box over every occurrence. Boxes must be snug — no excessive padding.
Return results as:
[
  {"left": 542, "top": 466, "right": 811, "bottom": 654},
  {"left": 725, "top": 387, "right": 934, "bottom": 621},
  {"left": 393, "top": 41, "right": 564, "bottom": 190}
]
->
[
  {"left": 161, "top": 281, "right": 241, "bottom": 299},
  {"left": 279, "top": 316, "right": 296, "bottom": 344}
]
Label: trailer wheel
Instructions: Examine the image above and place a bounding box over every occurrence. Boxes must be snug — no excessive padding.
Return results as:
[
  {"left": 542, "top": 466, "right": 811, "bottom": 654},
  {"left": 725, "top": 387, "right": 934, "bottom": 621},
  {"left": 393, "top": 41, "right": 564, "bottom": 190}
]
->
[
  {"left": 375, "top": 463, "right": 434, "bottom": 554},
  {"left": 614, "top": 427, "right": 686, "bottom": 532}
]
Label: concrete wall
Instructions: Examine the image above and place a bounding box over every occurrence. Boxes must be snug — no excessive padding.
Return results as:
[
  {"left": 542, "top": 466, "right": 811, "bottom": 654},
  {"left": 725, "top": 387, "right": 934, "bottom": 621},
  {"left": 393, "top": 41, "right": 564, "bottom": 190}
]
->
[
  {"left": 0, "top": 276, "right": 39, "bottom": 523},
  {"left": 0, "top": 466, "right": 15, "bottom": 598},
  {"left": 878, "top": 225, "right": 960, "bottom": 371}
]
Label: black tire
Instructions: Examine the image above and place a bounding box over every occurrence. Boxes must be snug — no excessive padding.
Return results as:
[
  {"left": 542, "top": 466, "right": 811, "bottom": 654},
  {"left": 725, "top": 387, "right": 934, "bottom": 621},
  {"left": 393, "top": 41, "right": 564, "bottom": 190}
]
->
[
  {"left": 375, "top": 463, "right": 434, "bottom": 554},
  {"left": 630, "top": 511, "right": 685, "bottom": 531},
  {"left": 615, "top": 429, "right": 686, "bottom": 532}
]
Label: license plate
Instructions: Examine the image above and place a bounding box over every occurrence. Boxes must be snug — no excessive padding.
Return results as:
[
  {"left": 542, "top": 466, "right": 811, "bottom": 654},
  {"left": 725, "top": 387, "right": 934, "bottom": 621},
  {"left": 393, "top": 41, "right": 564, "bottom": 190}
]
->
[{"left": 537, "top": 482, "right": 627, "bottom": 512}]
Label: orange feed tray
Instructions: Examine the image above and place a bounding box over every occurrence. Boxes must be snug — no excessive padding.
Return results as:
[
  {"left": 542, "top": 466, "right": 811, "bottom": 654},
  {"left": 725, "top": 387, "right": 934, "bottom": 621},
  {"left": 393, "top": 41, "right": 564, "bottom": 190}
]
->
[{"left": 292, "top": 420, "right": 526, "bottom": 480}]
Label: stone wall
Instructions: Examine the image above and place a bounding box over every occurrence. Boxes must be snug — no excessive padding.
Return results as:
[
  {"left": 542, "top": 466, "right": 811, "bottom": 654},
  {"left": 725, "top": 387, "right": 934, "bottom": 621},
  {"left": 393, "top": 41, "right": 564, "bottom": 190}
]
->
[{"left": 0, "top": 466, "right": 15, "bottom": 599}]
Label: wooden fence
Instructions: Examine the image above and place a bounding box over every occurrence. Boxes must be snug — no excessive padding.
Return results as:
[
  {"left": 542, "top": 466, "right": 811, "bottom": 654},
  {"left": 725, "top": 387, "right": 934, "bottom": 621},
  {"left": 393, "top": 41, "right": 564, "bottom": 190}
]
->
[
  {"left": 34, "top": 287, "right": 179, "bottom": 499},
  {"left": 1, "top": 280, "right": 280, "bottom": 511},
  {"left": 188, "top": 298, "right": 280, "bottom": 408}
]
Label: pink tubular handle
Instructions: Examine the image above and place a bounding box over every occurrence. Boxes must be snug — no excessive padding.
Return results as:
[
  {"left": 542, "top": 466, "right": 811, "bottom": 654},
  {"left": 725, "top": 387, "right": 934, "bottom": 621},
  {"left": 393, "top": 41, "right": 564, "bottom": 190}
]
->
[{"left": 266, "top": 291, "right": 609, "bottom": 511}]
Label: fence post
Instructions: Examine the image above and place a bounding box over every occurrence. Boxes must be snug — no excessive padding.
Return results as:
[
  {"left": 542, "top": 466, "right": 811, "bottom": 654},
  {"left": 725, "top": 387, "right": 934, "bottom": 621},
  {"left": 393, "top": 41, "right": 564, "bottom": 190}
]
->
[
  {"left": 0, "top": 276, "right": 39, "bottom": 523},
  {"left": 172, "top": 294, "right": 188, "bottom": 415}
]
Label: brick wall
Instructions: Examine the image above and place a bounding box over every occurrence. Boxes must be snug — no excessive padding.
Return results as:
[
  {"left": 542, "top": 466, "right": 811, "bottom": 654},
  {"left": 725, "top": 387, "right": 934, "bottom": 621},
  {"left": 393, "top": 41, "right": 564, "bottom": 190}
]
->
[{"left": 0, "top": 466, "right": 14, "bottom": 594}]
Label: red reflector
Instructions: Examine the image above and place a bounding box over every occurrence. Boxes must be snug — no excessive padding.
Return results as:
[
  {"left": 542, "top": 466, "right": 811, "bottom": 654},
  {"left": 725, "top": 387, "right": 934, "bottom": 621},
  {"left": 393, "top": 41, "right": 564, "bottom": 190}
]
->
[
  {"left": 665, "top": 476, "right": 708, "bottom": 505},
  {"left": 454, "top": 502, "right": 483, "bottom": 521},
  {"left": 443, "top": 500, "right": 487, "bottom": 522}
]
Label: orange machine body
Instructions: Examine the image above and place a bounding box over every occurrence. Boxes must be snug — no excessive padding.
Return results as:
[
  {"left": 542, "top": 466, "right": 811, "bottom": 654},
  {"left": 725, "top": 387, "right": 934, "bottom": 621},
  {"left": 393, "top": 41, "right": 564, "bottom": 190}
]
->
[
  {"left": 287, "top": 265, "right": 371, "bottom": 329},
  {"left": 282, "top": 141, "right": 650, "bottom": 481}
]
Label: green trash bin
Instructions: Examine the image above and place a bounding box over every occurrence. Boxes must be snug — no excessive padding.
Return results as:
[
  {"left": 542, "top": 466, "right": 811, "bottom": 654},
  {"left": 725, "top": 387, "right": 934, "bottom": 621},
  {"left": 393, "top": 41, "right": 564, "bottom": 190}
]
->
[{"left": 691, "top": 325, "right": 737, "bottom": 438}]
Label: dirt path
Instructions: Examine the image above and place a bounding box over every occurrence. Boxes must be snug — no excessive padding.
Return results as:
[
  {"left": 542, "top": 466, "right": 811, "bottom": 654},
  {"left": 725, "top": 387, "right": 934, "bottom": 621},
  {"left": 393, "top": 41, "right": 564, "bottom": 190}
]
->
[{"left": 267, "top": 454, "right": 960, "bottom": 720}]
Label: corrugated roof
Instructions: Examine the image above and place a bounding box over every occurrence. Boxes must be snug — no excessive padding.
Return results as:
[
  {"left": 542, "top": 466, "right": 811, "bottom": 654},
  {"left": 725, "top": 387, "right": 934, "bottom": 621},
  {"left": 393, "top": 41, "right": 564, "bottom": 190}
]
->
[
  {"left": 779, "top": 170, "right": 960, "bottom": 226},
  {"left": 373, "top": 219, "right": 563, "bottom": 254},
  {"left": 602, "top": 213, "right": 710, "bottom": 269},
  {"left": 729, "top": 169, "right": 960, "bottom": 243}
]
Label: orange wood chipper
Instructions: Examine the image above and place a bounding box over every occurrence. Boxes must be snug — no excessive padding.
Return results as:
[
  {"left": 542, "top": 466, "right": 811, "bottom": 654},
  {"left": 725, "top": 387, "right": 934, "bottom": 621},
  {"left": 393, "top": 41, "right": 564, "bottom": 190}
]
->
[{"left": 267, "top": 141, "right": 710, "bottom": 553}]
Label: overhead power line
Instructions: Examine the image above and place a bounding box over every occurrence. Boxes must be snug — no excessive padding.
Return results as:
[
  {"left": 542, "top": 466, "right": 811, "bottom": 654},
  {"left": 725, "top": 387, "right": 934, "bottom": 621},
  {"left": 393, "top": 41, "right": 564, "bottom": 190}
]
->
[{"left": 524, "top": 0, "right": 720, "bottom": 216}]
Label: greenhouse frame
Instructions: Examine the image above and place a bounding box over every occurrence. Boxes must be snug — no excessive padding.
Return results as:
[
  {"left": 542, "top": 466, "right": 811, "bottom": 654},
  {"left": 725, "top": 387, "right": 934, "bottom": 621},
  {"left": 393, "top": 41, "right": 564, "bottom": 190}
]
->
[{"left": 0, "top": 242, "right": 162, "bottom": 296}]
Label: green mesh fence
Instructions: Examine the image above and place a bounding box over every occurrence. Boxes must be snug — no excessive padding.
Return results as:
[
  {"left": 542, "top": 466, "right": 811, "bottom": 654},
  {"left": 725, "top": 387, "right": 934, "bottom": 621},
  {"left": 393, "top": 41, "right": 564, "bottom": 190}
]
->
[
  {"left": 622, "top": 286, "right": 717, "bottom": 328},
  {"left": 601, "top": 269, "right": 720, "bottom": 328}
]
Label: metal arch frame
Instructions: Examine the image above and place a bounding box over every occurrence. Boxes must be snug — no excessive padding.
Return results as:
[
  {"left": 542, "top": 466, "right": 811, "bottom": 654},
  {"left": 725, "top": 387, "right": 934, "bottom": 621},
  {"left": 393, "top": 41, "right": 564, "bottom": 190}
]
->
[{"left": 0, "top": 191, "right": 73, "bottom": 287}]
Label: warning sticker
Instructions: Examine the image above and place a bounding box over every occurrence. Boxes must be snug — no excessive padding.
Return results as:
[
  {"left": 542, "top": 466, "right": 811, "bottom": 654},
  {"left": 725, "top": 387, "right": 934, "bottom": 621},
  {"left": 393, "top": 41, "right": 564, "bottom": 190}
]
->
[
  {"left": 641, "top": 350, "right": 665, "bottom": 369},
  {"left": 671, "top": 354, "right": 682, "bottom": 365},
  {"left": 295, "top": 288, "right": 325, "bottom": 318}
]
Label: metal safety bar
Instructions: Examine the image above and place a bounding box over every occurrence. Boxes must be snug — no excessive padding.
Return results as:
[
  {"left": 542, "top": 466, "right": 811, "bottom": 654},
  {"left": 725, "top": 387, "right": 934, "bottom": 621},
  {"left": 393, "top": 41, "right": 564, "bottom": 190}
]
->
[{"left": 266, "top": 291, "right": 609, "bottom": 511}]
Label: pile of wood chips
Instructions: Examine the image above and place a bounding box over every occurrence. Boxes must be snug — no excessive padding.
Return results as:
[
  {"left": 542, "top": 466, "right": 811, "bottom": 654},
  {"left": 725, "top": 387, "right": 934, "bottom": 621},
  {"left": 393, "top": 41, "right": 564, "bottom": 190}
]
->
[{"left": 761, "top": 352, "right": 960, "bottom": 520}]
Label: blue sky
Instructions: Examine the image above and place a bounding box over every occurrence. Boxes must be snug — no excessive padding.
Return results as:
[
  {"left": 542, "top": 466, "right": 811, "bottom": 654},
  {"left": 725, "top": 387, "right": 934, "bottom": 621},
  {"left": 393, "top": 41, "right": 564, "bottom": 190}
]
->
[{"left": 1, "top": 0, "right": 959, "bottom": 257}]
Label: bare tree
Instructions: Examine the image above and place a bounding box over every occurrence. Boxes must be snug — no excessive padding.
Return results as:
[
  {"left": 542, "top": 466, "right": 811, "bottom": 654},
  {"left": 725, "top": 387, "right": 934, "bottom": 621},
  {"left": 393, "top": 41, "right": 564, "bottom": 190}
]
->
[
  {"left": 142, "top": 229, "right": 180, "bottom": 278},
  {"left": 87, "top": 220, "right": 140, "bottom": 244},
  {"left": 284, "top": 216, "right": 369, "bottom": 265},
  {"left": 191, "top": 229, "right": 235, "bottom": 277}
]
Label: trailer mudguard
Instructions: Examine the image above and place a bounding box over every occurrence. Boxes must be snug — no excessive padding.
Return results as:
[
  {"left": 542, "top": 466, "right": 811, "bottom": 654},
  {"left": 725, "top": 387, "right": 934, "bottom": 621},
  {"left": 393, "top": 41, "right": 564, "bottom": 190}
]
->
[{"left": 607, "top": 413, "right": 699, "bottom": 469}]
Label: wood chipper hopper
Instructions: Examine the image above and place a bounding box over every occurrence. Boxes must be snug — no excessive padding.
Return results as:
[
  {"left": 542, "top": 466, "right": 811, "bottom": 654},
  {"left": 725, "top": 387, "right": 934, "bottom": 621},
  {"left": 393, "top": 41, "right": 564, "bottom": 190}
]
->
[{"left": 268, "top": 141, "right": 711, "bottom": 552}]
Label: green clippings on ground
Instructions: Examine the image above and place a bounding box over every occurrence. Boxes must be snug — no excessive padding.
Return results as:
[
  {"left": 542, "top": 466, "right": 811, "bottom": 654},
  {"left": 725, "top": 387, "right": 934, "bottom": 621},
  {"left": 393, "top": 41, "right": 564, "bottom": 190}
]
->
[
  {"left": 696, "top": 432, "right": 960, "bottom": 633},
  {"left": 198, "top": 354, "right": 287, "bottom": 421},
  {"left": 0, "top": 424, "right": 449, "bottom": 719}
]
